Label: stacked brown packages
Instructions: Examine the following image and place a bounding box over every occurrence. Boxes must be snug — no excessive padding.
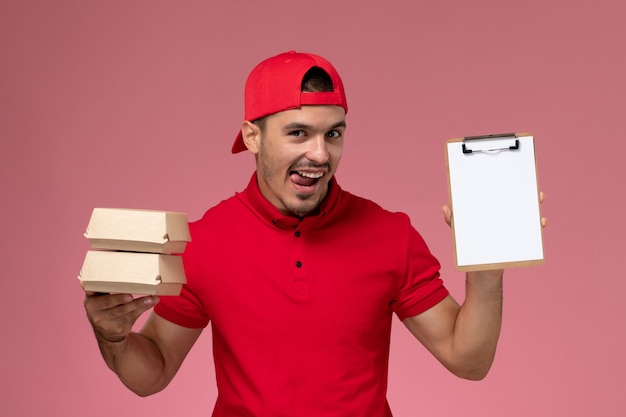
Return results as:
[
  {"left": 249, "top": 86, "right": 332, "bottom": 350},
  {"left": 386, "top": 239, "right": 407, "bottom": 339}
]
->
[{"left": 79, "top": 208, "right": 191, "bottom": 295}]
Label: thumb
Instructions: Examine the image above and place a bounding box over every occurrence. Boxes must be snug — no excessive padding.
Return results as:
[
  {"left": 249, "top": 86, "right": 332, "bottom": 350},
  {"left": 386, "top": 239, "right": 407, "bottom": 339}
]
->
[{"left": 442, "top": 205, "right": 453, "bottom": 227}]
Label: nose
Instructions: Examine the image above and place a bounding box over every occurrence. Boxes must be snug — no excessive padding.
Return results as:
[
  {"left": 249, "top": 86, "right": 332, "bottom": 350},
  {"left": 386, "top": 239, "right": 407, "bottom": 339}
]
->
[{"left": 305, "top": 135, "right": 329, "bottom": 163}]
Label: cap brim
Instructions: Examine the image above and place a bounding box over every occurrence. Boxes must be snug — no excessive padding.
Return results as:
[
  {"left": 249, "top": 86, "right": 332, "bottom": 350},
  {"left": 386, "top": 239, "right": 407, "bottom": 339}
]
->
[{"left": 231, "top": 130, "right": 247, "bottom": 153}]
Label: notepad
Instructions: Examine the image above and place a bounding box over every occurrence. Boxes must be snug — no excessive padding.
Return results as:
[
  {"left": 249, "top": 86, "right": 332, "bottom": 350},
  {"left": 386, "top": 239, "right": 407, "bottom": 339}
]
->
[{"left": 446, "top": 133, "right": 544, "bottom": 271}]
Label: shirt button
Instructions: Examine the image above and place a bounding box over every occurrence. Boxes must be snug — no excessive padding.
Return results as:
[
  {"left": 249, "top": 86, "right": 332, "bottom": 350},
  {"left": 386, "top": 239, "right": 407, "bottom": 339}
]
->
[
  {"left": 294, "top": 230, "right": 301, "bottom": 237},
  {"left": 295, "top": 261, "right": 302, "bottom": 268}
]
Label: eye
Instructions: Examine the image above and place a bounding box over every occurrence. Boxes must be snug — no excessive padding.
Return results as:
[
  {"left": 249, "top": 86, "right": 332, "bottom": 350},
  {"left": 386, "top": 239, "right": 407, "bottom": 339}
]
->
[
  {"left": 327, "top": 130, "right": 342, "bottom": 139},
  {"left": 288, "top": 130, "right": 305, "bottom": 137}
]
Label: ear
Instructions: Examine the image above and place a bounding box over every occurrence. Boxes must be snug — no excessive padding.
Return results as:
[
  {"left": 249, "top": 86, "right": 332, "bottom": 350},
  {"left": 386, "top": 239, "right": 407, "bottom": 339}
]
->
[{"left": 241, "top": 121, "right": 261, "bottom": 154}]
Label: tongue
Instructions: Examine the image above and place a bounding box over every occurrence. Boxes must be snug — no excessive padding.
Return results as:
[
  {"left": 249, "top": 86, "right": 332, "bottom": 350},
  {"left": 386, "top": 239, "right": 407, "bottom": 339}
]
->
[{"left": 291, "top": 173, "right": 317, "bottom": 187}]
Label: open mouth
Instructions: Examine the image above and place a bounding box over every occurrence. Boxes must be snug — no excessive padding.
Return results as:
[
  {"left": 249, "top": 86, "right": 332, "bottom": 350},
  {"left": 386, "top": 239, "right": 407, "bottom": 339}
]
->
[{"left": 290, "top": 170, "right": 324, "bottom": 188}]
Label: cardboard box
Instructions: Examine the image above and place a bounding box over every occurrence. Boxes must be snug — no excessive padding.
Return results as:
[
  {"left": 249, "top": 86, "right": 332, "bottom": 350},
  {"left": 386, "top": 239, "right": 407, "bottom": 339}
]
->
[
  {"left": 79, "top": 250, "right": 186, "bottom": 295},
  {"left": 85, "top": 208, "right": 191, "bottom": 254}
]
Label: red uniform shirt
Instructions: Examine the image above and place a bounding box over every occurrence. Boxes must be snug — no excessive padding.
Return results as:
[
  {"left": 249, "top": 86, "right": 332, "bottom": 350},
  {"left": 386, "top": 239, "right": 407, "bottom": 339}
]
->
[{"left": 155, "top": 173, "right": 449, "bottom": 416}]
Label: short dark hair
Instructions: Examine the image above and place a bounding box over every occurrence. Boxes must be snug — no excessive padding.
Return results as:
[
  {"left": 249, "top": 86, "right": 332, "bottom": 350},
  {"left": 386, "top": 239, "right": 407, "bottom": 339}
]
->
[
  {"left": 253, "top": 67, "right": 334, "bottom": 131},
  {"left": 301, "top": 67, "right": 334, "bottom": 93}
]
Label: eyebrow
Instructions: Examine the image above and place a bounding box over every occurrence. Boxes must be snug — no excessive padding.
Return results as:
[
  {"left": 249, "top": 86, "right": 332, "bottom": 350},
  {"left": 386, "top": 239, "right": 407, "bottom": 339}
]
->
[{"left": 283, "top": 121, "right": 347, "bottom": 130}]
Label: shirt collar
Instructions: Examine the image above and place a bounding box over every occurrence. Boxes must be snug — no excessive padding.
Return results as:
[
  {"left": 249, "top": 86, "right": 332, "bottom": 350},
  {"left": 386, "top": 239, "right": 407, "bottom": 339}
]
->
[{"left": 242, "top": 171, "right": 341, "bottom": 230}]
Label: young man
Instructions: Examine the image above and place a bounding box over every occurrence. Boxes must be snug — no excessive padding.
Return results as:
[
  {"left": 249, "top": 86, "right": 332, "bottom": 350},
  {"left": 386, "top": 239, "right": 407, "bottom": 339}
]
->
[{"left": 84, "top": 51, "right": 508, "bottom": 416}]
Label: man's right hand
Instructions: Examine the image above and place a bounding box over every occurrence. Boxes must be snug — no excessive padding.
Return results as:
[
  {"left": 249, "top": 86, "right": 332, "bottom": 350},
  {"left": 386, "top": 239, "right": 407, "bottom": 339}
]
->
[
  {"left": 82, "top": 290, "right": 201, "bottom": 396},
  {"left": 84, "top": 292, "right": 160, "bottom": 344}
]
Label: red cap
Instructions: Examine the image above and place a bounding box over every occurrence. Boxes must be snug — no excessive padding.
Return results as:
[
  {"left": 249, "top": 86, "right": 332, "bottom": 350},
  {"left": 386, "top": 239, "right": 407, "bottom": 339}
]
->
[{"left": 232, "top": 51, "right": 348, "bottom": 153}]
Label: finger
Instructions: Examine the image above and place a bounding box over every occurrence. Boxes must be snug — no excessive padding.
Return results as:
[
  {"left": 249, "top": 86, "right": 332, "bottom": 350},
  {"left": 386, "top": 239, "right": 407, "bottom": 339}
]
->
[
  {"left": 84, "top": 290, "right": 108, "bottom": 297},
  {"left": 90, "top": 296, "right": 159, "bottom": 343},
  {"left": 106, "top": 296, "right": 159, "bottom": 323},
  {"left": 85, "top": 293, "right": 135, "bottom": 312},
  {"left": 442, "top": 205, "right": 452, "bottom": 227},
  {"left": 538, "top": 192, "right": 547, "bottom": 227}
]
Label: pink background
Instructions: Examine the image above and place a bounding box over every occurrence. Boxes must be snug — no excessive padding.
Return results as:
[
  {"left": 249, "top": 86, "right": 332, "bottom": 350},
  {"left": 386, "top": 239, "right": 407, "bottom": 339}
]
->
[{"left": 1, "top": 0, "right": 624, "bottom": 416}]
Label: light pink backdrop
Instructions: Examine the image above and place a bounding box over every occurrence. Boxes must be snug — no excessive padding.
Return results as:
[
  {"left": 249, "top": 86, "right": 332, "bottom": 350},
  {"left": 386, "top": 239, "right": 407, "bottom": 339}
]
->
[{"left": 1, "top": 1, "right": 624, "bottom": 416}]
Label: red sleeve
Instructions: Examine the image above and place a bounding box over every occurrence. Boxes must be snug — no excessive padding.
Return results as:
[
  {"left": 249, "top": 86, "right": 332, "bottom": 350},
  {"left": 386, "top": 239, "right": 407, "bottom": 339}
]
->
[
  {"left": 154, "top": 224, "right": 210, "bottom": 329},
  {"left": 391, "top": 225, "right": 449, "bottom": 320}
]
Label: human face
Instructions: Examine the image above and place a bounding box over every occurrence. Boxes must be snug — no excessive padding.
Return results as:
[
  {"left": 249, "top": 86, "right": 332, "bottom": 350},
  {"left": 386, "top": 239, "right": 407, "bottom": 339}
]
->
[{"left": 245, "top": 105, "right": 346, "bottom": 217}]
